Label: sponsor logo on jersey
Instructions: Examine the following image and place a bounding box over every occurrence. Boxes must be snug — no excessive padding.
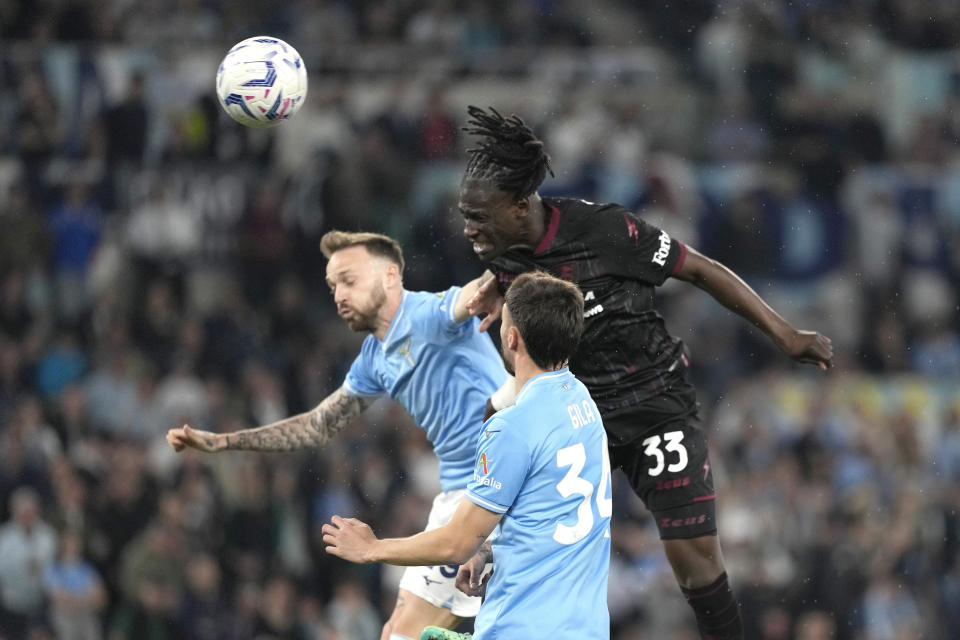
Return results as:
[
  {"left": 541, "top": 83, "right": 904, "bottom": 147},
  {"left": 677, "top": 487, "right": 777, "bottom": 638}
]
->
[
  {"left": 652, "top": 230, "right": 671, "bottom": 266},
  {"left": 584, "top": 304, "right": 604, "bottom": 318}
]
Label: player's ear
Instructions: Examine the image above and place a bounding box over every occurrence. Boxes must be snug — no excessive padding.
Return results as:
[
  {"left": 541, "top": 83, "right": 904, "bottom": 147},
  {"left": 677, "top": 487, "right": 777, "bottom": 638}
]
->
[
  {"left": 507, "top": 326, "right": 521, "bottom": 352},
  {"left": 383, "top": 262, "right": 401, "bottom": 288},
  {"left": 512, "top": 196, "right": 530, "bottom": 218}
]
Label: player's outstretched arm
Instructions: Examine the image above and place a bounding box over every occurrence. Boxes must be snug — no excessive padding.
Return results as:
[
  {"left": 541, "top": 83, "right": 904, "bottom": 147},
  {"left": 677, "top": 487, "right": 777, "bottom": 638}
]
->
[
  {"left": 463, "top": 272, "right": 503, "bottom": 332},
  {"left": 323, "top": 499, "right": 501, "bottom": 566},
  {"left": 672, "top": 246, "right": 834, "bottom": 369},
  {"left": 165, "top": 387, "right": 374, "bottom": 453},
  {"left": 454, "top": 270, "right": 498, "bottom": 326}
]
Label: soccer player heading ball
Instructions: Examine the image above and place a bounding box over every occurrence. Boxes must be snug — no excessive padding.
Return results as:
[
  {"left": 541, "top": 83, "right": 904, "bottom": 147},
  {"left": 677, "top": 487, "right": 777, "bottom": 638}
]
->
[
  {"left": 167, "top": 231, "right": 512, "bottom": 640},
  {"left": 458, "top": 106, "right": 834, "bottom": 639},
  {"left": 324, "top": 271, "right": 613, "bottom": 640}
]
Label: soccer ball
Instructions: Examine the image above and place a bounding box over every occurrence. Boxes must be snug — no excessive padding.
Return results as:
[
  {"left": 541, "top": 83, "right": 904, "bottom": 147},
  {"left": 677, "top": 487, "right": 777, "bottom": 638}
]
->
[{"left": 215, "top": 36, "right": 308, "bottom": 128}]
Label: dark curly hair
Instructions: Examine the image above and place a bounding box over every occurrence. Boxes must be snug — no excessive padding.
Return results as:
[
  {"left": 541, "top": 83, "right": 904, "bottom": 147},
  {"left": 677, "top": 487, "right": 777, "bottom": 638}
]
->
[{"left": 462, "top": 105, "right": 554, "bottom": 200}]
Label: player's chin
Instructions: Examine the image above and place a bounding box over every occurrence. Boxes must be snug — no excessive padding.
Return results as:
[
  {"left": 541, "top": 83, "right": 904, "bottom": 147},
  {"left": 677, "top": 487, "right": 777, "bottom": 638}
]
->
[
  {"left": 473, "top": 244, "right": 503, "bottom": 262},
  {"left": 344, "top": 317, "right": 371, "bottom": 333},
  {"left": 468, "top": 237, "right": 493, "bottom": 259}
]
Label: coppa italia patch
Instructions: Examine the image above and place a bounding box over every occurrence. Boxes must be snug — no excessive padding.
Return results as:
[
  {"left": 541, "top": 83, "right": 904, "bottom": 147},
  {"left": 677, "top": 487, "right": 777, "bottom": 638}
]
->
[
  {"left": 474, "top": 453, "right": 502, "bottom": 489},
  {"left": 477, "top": 453, "right": 492, "bottom": 475},
  {"left": 472, "top": 472, "right": 502, "bottom": 491}
]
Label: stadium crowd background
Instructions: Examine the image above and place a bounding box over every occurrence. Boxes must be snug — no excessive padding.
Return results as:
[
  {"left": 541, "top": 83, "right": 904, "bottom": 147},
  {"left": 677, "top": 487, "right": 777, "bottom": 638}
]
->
[{"left": 1, "top": 0, "right": 959, "bottom": 638}]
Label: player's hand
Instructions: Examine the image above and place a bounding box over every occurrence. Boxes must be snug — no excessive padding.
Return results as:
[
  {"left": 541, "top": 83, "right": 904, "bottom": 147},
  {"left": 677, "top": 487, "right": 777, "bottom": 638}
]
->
[
  {"left": 322, "top": 515, "right": 378, "bottom": 563},
  {"left": 780, "top": 330, "right": 833, "bottom": 370},
  {"left": 466, "top": 276, "right": 503, "bottom": 332},
  {"left": 165, "top": 424, "right": 226, "bottom": 453},
  {"left": 455, "top": 555, "right": 491, "bottom": 598}
]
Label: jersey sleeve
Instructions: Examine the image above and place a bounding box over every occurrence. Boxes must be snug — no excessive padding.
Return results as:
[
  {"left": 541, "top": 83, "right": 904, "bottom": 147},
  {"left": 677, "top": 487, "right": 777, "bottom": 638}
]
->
[
  {"left": 590, "top": 204, "right": 687, "bottom": 285},
  {"left": 466, "top": 417, "right": 531, "bottom": 514},
  {"left": 342, "top": 343, "right": 384, "bottom": 398},
  {"left": 415, "top": 286, "right": 474, "bottom": 343}
]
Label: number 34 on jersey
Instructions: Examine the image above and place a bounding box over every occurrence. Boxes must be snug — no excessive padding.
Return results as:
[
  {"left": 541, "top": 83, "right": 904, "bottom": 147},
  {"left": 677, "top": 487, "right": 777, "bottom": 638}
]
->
[{"left": 554, "top": 401, "right": 612, "bottom": 545}]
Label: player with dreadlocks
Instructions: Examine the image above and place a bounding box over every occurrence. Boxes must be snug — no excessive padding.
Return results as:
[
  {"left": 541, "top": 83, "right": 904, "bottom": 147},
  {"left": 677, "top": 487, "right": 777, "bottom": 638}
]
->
[{"left": 451, "top": 106, "right": 834, "bottom": 640}]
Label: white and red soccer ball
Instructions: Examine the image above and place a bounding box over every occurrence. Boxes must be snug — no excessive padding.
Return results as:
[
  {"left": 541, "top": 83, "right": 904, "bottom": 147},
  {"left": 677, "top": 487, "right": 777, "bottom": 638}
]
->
[{"left": 216, "top": 36, "right": 308, "bottom": 128}]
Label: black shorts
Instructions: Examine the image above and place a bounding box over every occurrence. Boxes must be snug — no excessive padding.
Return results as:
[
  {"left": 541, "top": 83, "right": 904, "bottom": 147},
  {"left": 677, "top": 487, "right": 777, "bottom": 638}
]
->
[{"left": 604, "top": 384, "right": 717, "bottom": 540}]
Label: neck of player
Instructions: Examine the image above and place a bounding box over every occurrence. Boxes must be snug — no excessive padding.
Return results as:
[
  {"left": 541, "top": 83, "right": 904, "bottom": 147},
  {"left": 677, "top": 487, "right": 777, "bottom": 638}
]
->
[
  {"left": 512, "top": 354, "right": 563, "bottom": 397},
  {"left": 374, "top": 291, "right": 404, "bottom": 341}
]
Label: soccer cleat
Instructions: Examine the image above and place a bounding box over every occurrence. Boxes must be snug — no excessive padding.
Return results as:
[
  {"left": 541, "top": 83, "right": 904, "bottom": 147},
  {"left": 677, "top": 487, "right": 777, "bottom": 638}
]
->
[{"left": 419, "top": 626, "right": 472, "bottom": 640}]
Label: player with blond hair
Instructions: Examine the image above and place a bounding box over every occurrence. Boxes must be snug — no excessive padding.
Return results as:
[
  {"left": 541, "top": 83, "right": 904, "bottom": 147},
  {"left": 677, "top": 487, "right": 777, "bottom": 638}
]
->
[{"left": 167, "top": 230, "right": 511, "bottom": 640}]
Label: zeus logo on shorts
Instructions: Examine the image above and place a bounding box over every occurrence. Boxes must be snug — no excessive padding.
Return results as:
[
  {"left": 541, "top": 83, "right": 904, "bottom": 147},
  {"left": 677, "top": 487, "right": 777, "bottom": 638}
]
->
[
  {"left": 652, "top": 231, "right": 671, "bottom": 266},
  {"left": 660, "top": 514, "right": 707, "bottom": 529}
]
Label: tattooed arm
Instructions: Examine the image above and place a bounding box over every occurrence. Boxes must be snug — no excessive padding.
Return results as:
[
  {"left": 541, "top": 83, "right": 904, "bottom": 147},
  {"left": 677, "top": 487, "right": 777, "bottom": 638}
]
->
[{"left": 165, "top": 387, "right": 375, "bottom": 453}]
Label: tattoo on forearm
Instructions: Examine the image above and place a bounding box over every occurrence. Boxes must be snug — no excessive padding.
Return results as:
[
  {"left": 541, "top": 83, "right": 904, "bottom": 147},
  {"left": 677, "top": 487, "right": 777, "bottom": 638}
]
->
[{"left": 228, "top": 388, "right": 373, "bottom": 452}]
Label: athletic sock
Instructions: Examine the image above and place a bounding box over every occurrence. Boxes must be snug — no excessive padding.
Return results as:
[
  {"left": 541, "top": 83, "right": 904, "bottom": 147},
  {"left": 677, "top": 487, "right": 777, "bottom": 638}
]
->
[
  {"left": 679, "top": 571, "right": 743, "bottom": 640},
  {"left": 418, "top": 628, "right": 472, "bottom": 640}
]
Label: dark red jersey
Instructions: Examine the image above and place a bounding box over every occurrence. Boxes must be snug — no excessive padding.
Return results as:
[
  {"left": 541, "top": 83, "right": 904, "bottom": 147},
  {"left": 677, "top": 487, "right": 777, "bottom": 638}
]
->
[{"left": 490, "top": 197, "right": 694, "bottom": 419}]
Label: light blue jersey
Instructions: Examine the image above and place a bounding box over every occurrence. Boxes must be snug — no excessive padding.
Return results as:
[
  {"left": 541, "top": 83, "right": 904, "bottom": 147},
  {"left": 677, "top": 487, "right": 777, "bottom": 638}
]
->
[
  {"left": 344, "top": 287, "right": 509, "bottom": 491},
  {"left": 466, "top": 368, "right": 612, "bottom": 640}
]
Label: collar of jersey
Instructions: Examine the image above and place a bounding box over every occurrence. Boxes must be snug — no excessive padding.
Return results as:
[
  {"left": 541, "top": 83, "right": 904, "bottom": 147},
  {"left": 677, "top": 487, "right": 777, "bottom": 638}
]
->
[
  {"left": 515, "top": 367, "right": 571, "bottom": 404},
  {"left": 379, "top": 289, "right": 408, "bottom": 349},
  {"left": 534, "top": 203, "right": 563, "bottom": 254}
]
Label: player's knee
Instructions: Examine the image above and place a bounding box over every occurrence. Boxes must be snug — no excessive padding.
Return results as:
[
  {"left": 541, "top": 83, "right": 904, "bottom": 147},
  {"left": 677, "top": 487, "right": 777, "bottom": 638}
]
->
[
  {"left": 674, "top": 561, "right": 725, "bottom": 590},
  {"left": 386, "top": 611, "right": 424, "bottom": 640},
  {"left": 664, "top": 535, "right": 726, "bottom": 588}
]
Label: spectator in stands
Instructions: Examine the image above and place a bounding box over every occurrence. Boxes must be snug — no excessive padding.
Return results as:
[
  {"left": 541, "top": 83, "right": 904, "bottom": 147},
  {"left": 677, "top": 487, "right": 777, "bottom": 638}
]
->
[
  {"left": 43, "top": 529, "right": 106, "bottom": 640},
  {"left": 0, "top": 488, "right": 57, "bottom": 637}
]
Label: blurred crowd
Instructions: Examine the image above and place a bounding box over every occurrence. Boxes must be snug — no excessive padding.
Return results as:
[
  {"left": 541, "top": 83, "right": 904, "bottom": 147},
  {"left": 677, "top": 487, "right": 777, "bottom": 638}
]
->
[{"left": 1, "top": 0, "right": 959, "bottom": 639}]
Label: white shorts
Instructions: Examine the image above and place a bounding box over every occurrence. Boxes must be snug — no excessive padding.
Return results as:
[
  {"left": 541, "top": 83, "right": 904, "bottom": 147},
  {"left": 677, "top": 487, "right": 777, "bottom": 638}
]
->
[{"left": 397, "top": 489, "right": 484, "bottom": 618}]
